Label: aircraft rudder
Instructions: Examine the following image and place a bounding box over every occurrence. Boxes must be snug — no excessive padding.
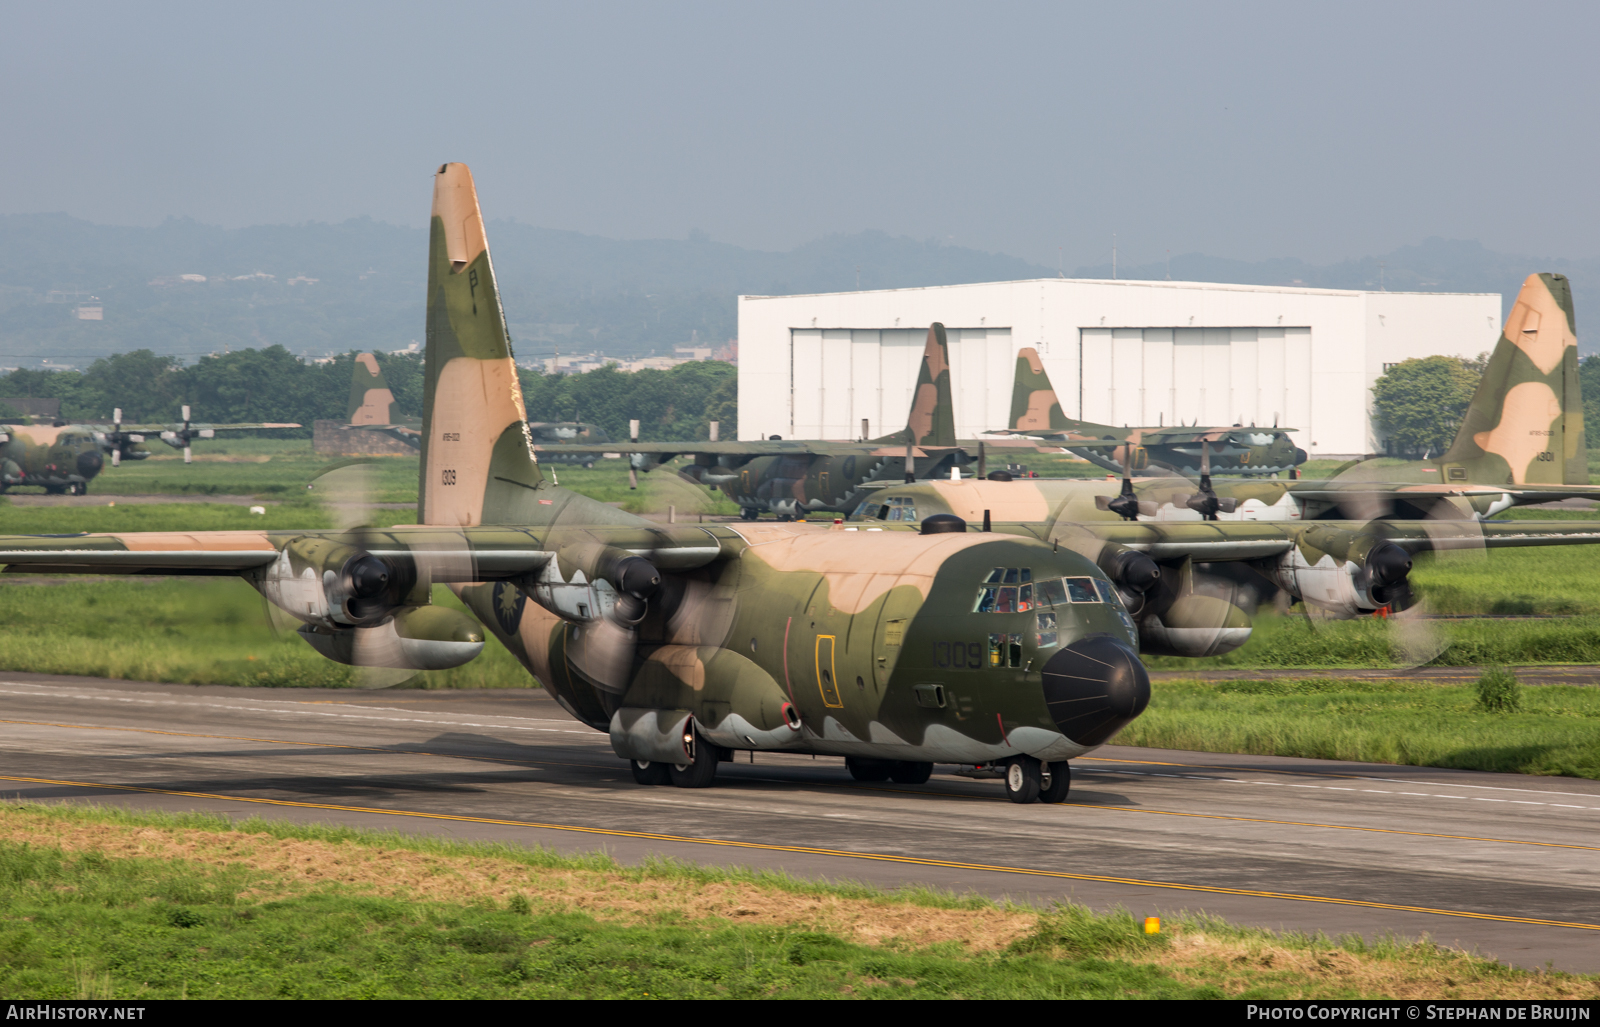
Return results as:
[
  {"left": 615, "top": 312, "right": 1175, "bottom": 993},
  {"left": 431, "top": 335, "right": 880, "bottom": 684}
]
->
[
  {"left": 1440, "top": 273, "right": 1579, "bottom": 486},
  {"left": 347, "top": 352, "right": 395, "bottom": 425},
  {"left": 1009, "top": 346, "right": 1068, "bottom": 431},
  {"left": 420, "top": 162, "right": 543, "bottom": 526},
  {"left": 905, "top": 322, "right": 957, "bottom": 448}
]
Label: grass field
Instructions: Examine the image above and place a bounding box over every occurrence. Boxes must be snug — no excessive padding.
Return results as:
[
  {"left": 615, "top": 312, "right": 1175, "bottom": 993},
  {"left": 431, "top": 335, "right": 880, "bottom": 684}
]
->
[
  {"left": 0, "top": 575, "right": 533, "bottom": 689},
  {"left": 1118, "top": 677, "right": 1600, "bottom": 779},
  {"left": 0, "top": 801, "right": 1590, "bottom": 1000}
]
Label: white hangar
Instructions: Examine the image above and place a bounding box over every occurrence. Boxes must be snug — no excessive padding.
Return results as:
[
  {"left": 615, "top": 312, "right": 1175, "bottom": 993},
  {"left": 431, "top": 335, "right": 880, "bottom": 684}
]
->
[{"left": 735, "top": 278, "right": 1502, "bottom": 457}]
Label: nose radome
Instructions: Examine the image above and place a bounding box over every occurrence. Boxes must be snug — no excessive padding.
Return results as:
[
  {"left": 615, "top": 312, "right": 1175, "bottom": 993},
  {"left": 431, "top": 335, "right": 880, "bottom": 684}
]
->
[
  {"left": 77, "top": 450, "right": 103, "bottom": 477},
  {"left": 1039, "top": 635, "right": 1151, "bottom": 747}
]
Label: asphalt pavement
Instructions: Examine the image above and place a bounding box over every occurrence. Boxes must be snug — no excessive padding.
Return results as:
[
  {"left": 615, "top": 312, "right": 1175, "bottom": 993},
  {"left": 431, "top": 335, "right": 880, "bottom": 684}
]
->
[{"left": 0, "top": 672, "right": 1596, "bottom": 972}]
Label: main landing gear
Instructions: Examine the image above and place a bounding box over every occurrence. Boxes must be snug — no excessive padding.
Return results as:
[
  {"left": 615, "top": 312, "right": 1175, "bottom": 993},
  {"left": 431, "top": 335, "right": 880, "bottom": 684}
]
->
[
  {"left": 629, "top": 734, "right": 723, "bottom": 789},
  {"left": 1003, "top": 756, "right": 1071, "bottom": 804}
]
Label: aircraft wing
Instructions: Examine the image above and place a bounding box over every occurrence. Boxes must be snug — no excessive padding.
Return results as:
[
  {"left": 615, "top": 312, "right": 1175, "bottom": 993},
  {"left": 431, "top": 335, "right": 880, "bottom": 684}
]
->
[
  {"left": 0, "top": 523, "right": 730, "bottom": 576},
  {"left": 980, "top": 430, "right": 1122, "bottom": 447},
  {"left": 105, "top": 422, "right": 302, "bottom": 432},
  {"left": 342, "top": 423, "right": 422, "bottom": 446},
  {"left": 532, "top": 441, "right": 834, "bottom": 458},
  {"left": 1061, "top": 518, "right": 1600, "bottom": 561},
  {"left": 1287, "top": 483, "right": 1600, "bottom": 503}
]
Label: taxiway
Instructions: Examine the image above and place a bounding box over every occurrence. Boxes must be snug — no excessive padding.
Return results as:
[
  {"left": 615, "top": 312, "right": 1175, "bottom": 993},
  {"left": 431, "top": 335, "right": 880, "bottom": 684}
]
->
[{"left": 0, "top": 673, "right": 1596, "bottom": 971}]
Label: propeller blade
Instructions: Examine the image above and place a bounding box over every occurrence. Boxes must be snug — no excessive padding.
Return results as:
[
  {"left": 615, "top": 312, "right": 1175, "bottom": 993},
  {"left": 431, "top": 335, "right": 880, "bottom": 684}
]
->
[
  {"left": 183, "top": 446, "right": 192, "bottom": 464},
  {"left": 111, "top": 449, "right": 119, "bottom": 468},
  {"left": 564, "top": 618, "right": 637, "bottom": 694},
  {"left": 1106, "top": 445, "right": 1140, "bottom": 521}
]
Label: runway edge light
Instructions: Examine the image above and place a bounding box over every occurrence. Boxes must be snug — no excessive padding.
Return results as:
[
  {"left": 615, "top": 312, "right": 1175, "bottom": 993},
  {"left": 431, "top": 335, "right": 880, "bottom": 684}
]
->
[{"left": 1144, "top": 917, "right": 1160, "bottom": 935}]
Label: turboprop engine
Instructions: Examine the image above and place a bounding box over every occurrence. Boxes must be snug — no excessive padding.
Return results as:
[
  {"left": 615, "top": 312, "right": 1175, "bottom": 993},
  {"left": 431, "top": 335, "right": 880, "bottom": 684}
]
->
[
  {"left": 526, "top": 542, "right": 661, "bottom": 625},
  {"left": 1134, "top": 557, "right": 1253, "bottom": 658},
  {"left": 248, "top": 536, "right": 484, "bottom": 671},
  {"left": 1261, "top": 524, "right": 1413, "bottom": 617}
]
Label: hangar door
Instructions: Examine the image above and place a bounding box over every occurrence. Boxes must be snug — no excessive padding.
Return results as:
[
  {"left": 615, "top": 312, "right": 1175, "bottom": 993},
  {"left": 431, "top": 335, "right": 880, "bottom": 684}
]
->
[
  {"left": 789, "top": 327, "right": 1013, "bottom": 439},
  {"left": 1077, "top": 327, "right": 1312, "bottom": 430}
]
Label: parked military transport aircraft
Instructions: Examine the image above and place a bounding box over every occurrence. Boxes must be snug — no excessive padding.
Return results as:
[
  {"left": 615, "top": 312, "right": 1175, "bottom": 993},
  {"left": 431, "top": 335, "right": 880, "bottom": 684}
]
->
[
  {"left": 343, "top": 351, "right": 611, "bottom": 463},
  {"left": 0, "top": 407, "right": 300, "bottom": 494},
  {"left": 7, "top": 166, "right": 1600, "bottom": 804},
  {"left": 986, "top": 347, "right": 1308, "bottom": 478},
  {"left": 851, "top": 272, "right": 1597, "bottom": 531},
  {"left": 530, "top": 324, "right": 979, "bottom": 519}
]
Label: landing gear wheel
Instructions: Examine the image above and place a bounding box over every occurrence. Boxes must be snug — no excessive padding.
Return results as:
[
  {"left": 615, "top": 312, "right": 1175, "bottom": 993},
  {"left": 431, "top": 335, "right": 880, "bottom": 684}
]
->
[
  {"left": 1037, "top": 761, "right": 1071, "bottom": 803},
  {"left": 1004, "top": 756, "right": 1041, "bottom": 804},
  {"left": 740, "top": 507, "right": 760, "bottom": 521},
  {"left": 630, "top": 759, "right": 670, "bottom": 785},
  {"left": 846, "top": 757, "right": 893, "bottom": 782},
  {"left": 71, "top": 483, "right": 86, "bottom": 496},
  {"left": 889, "top": 761, "right": 933, "bottom": 785},
  {"left": 668, "top": 732, "right": 719, "bottom": 788}
]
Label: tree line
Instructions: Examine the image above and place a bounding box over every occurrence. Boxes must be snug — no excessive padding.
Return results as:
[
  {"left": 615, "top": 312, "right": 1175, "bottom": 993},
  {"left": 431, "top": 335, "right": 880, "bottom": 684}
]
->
[
  {"left": 1373, "top": 352, "right": 1600, "bottom": 456},
  {"left": 0, "top": 347, "right": 738, "bottom": 441}
]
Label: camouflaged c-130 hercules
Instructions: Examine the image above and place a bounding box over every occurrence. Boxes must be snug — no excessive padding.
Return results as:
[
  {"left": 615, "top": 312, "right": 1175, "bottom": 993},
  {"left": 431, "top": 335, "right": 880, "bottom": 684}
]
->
[
  {"left": 7, "top": 166, "right": 1600, "bottom": 802},
  {"left": 1439, "top": 273, "right": 1586, "bottom": 487},
  {"left": 340, "top": 350, "right": 610, "bottom": 459},
  {"left": 528, "top": 320, "right": 977, "bottom": 520},
  {"left": 854, "top": 274, "right": 1600, "bottom": 533},
  {"left": 991, "top": 347, "right": 1308, "bottom": 478}
]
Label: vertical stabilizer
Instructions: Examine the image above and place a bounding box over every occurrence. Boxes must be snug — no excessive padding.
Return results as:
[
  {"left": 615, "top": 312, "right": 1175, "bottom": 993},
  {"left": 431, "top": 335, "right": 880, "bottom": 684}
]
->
[
  {"left": 419, "top": 163, "right": 544, "bottom": 526},
  {"left": 1008, "top": 347, "right": 1070, "bottom": 431},
  {"left": 902, "top": 323, "right": 957, "bottom": 447},
  {"left": 347, "top": 353, "right": 396, "bottom": 425},
  {"left": 1440, "top": 273, "right": 1586, "bottom": 486}
]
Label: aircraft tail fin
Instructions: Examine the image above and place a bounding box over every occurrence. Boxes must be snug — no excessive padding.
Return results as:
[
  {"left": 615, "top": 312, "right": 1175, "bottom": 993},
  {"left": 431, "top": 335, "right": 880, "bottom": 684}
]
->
[
  {"left": 419, "top": 163, "right": 545, "bottom": 526},
  {"left": 347, "top": 353, "right": 396, "bottom": 425},
  {"left": 1008, "top": 347, "right": 1072, "bottom": 431},
  {"left": 1439, "top": 273, "right": 1586, "bottom": 486},
  {"left": 902, "top": 323, "right": 957, "bottom": 447}
]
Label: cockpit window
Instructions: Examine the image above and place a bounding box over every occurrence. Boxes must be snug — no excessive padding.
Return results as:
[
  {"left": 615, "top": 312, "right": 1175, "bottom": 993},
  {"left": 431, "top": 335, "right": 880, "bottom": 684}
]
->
[
  {"left": 975, "top": 569, "right": 1104, "bottom": 613},
  {"left": 852, "top": 496, "right": 918, "bottom": 522},
  {"left": 1065, "top": 577, "right": 1099, "bottom": 603}
]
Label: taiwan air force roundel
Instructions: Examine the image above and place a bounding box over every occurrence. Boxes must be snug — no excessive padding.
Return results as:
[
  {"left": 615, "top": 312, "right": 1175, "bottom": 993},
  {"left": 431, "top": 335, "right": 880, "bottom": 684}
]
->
[{"left": 491, "top": 580, "right": 526, "bottom": 636}]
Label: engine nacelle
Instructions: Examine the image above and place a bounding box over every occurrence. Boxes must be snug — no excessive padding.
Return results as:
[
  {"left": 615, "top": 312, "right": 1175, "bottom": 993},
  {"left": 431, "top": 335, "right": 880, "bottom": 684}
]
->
[
  {"left": 1264, "top": 526, "right": 1412, "bottom": 617},
  {"left": 1137, "top": 594, "right": 1253, "bottom": 657},
  {"left": 249, "top": 536, "right": 416, "bottom": 630},
  {"left": 297, "top": 605, "right": 485, "bottom": 670},
  {"left": 528, "top": 542, "right": 660, "bottom": 625}
]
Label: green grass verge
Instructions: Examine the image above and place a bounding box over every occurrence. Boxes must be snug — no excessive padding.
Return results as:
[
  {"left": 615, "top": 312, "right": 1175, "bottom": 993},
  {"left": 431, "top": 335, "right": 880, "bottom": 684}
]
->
[
  {"left": 1, "top": 801, "right": 1582, "bottom": 999},
  {"left": 0, "top": 576, "right": 533, "bottom": 689},
  {"left": 1119, "top": 678, "right": 1600, "bottom": 778},
  {"left": 1144, "top": 611, "right": 1600, "bottom": 669}
]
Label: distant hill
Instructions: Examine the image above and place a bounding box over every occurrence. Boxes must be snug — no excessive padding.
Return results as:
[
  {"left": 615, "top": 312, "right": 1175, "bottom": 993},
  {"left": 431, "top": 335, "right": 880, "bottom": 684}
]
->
[
  {"left": 0, "top": 214, "right": 1052, "bottom": 367},
  {"left": 2, "top": 215, "right": 1597, "bottom": 367}
]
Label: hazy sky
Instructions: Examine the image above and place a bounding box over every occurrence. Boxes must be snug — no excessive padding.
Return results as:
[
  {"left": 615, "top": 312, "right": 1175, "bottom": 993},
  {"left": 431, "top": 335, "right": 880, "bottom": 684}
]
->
[{"left": 4, "top": 1, "right": 1597, "bottom": 269}]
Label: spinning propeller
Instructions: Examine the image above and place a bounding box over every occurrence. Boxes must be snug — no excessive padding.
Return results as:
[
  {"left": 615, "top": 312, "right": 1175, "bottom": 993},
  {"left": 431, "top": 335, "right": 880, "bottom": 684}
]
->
[
  {"left": 160, "top": 405, "right": 213, "bottom": 464},
  {"left": 103, "top": 409, "right": 144, "bottom": 468},
  {"left": 263, "top": 460, "right": 483, "bottom": 688}
]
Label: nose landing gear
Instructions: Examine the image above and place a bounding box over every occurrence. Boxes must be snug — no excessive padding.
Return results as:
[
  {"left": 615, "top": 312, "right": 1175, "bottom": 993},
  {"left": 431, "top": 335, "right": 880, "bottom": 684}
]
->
[{"left": 1004, "top": 756, "right": 1071, "bottom": 803}]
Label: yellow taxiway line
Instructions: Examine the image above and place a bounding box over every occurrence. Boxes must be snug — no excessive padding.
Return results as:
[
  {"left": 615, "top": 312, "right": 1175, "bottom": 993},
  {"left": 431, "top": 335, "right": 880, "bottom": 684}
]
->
[{"left": 2, "top": 772, "right": 1597, "bottom": 933}]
